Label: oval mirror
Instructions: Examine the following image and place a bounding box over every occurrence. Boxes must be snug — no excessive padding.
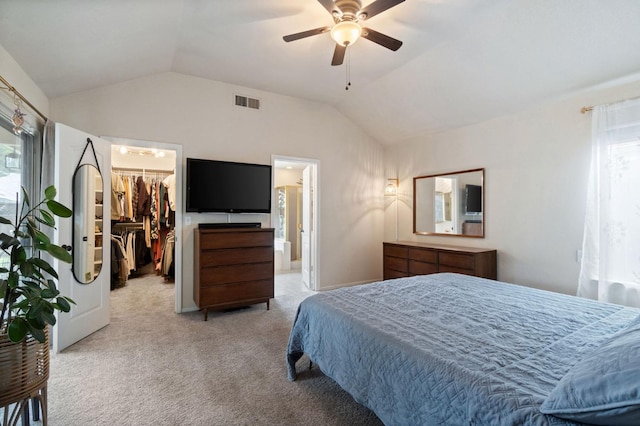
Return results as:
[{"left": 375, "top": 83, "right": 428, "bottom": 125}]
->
[
  {"left": 72, "top": 164, "right": 103, "bottom": 283},
  {"left": 413, "top": 168, "right": 484, "bottom": 237}
]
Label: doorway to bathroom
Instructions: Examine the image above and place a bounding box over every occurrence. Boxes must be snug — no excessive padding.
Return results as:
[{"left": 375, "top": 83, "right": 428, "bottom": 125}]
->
[{"left": 272, "top": 156, "right": 318, "bottom": 294}]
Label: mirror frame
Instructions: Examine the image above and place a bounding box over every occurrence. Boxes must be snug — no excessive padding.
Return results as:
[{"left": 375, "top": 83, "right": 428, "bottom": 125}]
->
[
  {"left": 413, "top": 168, "right": 485, "bottom": 238},
  {"left": 72, "top": 164, "right": 103, "bottom": 284}
]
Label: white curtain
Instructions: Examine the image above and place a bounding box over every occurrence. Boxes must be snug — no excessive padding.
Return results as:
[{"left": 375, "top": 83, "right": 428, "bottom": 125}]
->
[{"left": 578, "top": 97, "right": 640, "bottom": 307}]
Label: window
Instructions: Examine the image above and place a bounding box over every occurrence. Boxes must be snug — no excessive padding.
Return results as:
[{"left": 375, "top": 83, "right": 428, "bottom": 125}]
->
[
  {"left": 578, "top": 97, "right": 640, "bottom": 307},
  {"left": 0, "top": 112, "right": 39, "bottom": 269}
]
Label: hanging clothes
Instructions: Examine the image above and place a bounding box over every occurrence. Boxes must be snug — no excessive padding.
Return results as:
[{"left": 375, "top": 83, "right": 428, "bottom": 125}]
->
[
  {"left": 111, "top": 171, "right": 125, "bottom": 220},
  {"left": 111, "top": 168, "right": 175, "bottom": 278},
  {"left": 162, "top": 174, "right": 176, "bottom": 212},
  {"left": 110, "top": 235, "right": 128, "bottom": 289}
]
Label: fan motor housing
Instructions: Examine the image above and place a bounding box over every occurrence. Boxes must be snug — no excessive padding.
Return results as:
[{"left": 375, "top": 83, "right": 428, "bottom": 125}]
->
[{"left": 335, "top": 0, "right": 362, "bottom": 20}]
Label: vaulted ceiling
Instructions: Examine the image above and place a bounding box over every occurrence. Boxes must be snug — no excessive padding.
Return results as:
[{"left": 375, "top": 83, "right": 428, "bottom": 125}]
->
[{"left": 1, "top": 0, "right": 639, "bottom": 145}]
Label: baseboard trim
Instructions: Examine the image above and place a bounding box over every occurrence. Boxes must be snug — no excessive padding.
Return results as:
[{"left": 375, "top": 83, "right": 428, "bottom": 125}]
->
[{"left": 318, "top": 279, "right": 380, "bottom": 292}]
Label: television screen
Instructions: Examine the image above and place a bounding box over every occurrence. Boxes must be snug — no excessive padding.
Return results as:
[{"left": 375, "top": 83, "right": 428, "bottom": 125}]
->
[
  {"left": 465, "top": 184, "right": 482, "bottom": 214},
  {"left": 186, "top": 158, "right": 272, "bottom": 213}
]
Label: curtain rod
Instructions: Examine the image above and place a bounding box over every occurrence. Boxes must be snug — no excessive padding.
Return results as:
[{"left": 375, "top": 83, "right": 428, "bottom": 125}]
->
[
  {"left": 0, "top": 74, "right": 48, "bottom": 122},
  {"left": 580, "top": 106, "right": 593, "bottom": 114}
]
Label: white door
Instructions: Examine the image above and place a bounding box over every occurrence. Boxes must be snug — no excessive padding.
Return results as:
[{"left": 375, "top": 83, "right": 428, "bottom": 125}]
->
[
  {"left": 52, "top": 123, "right": 111, "bottom": 353},
  {"left": 301, "top": 165, "right": 313, "bottom": 289}
]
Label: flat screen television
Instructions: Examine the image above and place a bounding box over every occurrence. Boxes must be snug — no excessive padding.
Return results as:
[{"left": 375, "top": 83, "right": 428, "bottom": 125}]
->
[
  {"left": 465, "top": 184, "right": 482, "bottom": 214},
  {"left": 186, "top": 158, "right": 272, "bottom": 213}
]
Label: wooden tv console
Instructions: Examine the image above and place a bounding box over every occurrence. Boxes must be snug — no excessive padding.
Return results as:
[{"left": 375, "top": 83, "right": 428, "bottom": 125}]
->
[
  {"left": 194, "top": 227, "right": 274, "bottom": 321},
  {"left": 383, "top": 241, "right": 497, "bottom": 280}
]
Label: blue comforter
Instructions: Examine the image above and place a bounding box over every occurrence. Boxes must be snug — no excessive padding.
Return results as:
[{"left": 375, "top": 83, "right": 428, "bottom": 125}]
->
[{"left": 286, "top": 273, "right": 640, "bottom": 425}]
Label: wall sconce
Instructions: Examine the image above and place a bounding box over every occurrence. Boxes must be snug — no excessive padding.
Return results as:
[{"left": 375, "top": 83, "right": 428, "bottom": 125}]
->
[
  {"left": 384, "top": 178, "right": 398, "bottom": 196},
  {"left": 385, "top": 178, "right": 399, "bottom": 241}
]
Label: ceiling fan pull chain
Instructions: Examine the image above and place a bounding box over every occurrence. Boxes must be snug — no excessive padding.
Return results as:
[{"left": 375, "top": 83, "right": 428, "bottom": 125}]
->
[{"left": 345, "top": 48, "right": 352, "bottom": 90}]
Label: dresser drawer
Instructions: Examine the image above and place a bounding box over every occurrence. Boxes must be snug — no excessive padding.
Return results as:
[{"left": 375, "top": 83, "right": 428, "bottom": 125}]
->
[
  {"left": 384, "top": 268, "right": 408, "bottom": 280},
  {"left": 409, "top": 260, "right": 439, "bottom": 276},
  {"left": 439, "top": 252, "right": 475, "bottom": 270},
  {"left": 199, "top": 231, "right": 273, "bottom": 249},
  {"left": 196, "top": 279, "right": 274, "bottom": 306},
  {"left": 200, "top": 247, "right": 272, "bottom": 267},
  {"left": 408, "top": 247, "right": 437, "bottom": 263},
  {"left": 384, "top": 244, "right": 408, "bottom": 258},
  {"left": 384, "top": 255, "right": 408, "bottom": 273},
  {"left": 200, "top": 262, "right": 273, "bottom": 286}
]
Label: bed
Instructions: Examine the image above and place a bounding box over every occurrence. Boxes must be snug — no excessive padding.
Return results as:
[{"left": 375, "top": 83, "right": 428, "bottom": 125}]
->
[{"left": 286, "top": 273, "right": 640, "bottom": 425}]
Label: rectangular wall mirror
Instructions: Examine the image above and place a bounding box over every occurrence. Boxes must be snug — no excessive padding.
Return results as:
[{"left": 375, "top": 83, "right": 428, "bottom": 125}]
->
[{"left": 413, "top": 168, "right": 484, "bottom": 238}]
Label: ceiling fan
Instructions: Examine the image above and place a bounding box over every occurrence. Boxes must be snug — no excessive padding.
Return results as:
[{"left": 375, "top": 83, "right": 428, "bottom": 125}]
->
[{"left": 283, "top": 0, "right": 405, "bottom": 66}]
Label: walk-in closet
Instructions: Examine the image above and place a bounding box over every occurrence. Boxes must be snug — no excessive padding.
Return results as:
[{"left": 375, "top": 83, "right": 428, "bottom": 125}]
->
[{"left": 110, "top": 144, "right": 177, "bottom": 291}]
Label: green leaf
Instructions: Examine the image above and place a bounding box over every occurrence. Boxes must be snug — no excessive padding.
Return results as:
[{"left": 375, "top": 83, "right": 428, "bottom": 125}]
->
[
  {"left": 45, "top": 243, "right": 72, "bottom": 263},
  {"left": 33, "top": 228, "right": 52, "bottom": 245},
  {"left": 8, "top": 271, "right": 19, "bottom": 288},
  {"left": 0, "top": 233, "right": 19, "bottom": 249},
  {"left": 44, "top": 185, "right": 57, "bottom": 200},
  {"left": 46, "top": 200, "right": 72, "bottom": 218},
  {"left": 46, "top": 279, "right": 58, "bottom": 292},
  {"left": 42, "top": 311, "right": 56, "bottom": 326},
  {"left": 41, "top": 288, "right": 59, "bottom": 298},
  {"left": 11, "top": 246, "right": 27, "bottom": 265},
  {"left": 29, "top": 327, "right": 46, "bottom": 343},
  {"left": 26, "top": 315, "right": 46, "bottom": 330},
  {"left": 27, "top": 299, "right": 45, "bottom": 319},
  {"left": 38, "top": 209, "right": 55, "bottom": 227},
  {"left": 13, "top": 299, "right": 30, "bottom": 311},
  {"left": 30, "top": 258, "right": 58, "bottom": 278},
  {"left": 0, "top": 216, "right": 12, "bottom": 225},
  {"left": 21, "top": 186, "right": 31, "bottom": 208},
  {"left": 7, "top": 318, "right": 28, "bottom": 342},
  {"left": 55, "top": 296, "right": 72, "bottom": 312},
  {"left": 19, "top": 261, "right": 36, "bottom": 278},
  {"left": 26, "top": 222, "right": 38, "bottom": 241}
]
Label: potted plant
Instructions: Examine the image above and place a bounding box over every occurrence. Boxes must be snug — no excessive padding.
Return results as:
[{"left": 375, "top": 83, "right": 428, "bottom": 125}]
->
[{"left": 0, "top": 185, "right": 74, "bottom": 423}]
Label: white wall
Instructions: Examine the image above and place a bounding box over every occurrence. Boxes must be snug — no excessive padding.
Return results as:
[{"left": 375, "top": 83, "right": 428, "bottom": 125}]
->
[
  {"left": 0, "top": 44, "right": 49, "bottom": 127},
  {"left": 385, "top": 77, "right": 640, "bottom": 296},
  {"left": 49, "top": 72, "right": 385, "bottom": 310},
  {"left": 274, "top": 168, "right": 302, "bottom": 187}
]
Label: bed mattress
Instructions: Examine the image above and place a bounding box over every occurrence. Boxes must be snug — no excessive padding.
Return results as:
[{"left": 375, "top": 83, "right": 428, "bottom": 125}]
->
[{"left": 286, "top": 273, "right": 640, "bottom": 425}]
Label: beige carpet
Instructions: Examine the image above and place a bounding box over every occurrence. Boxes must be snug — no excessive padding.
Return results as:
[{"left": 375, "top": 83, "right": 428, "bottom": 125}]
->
[{"left": 37, "top": 272, "right": 383, "bottom": 425}]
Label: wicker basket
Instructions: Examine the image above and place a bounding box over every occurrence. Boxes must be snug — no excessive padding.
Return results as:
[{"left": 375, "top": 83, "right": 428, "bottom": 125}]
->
[{"left": 0, "top": 327, "right": 49, "bottom": 425}]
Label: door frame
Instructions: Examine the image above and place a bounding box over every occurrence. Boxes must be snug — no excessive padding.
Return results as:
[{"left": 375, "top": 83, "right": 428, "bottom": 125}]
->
[
  {"left": 105, "top": 136, "right": 183, "bottom": 313},
  {"left": 272, "top": 155, "right": 319, "bottom": 291}
]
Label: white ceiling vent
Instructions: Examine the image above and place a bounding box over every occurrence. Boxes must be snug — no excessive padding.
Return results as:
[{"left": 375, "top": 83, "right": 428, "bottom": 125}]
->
[{"left": 234, "top": 95, "right": 260, "bottom": 110}]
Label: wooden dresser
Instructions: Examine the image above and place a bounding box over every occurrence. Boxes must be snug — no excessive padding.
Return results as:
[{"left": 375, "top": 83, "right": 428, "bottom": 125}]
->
[
  {"left": 194, "top": 227, "right": 274, "bottom": 320},
  {"left": 383, "top": 241, "right": 497, "bottom": 280}
]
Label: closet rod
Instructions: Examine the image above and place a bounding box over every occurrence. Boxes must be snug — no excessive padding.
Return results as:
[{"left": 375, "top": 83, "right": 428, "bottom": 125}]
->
[
  {"left": 0, "top": 74, "right": 48, "bottom": 122},
  {"left": 112, "top": 166, "right": 173, "bottom": 173}
]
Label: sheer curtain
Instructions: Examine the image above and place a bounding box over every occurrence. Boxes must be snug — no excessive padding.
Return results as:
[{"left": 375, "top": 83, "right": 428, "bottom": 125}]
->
[{"left": 578, "top": 97, "right": 640, "bottom": 307}]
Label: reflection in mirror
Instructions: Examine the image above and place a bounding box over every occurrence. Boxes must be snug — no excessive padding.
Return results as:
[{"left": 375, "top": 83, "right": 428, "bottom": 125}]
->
[
  {"left": 72, "top": 164, "right": 103, "bottom": 283},
  {"left": 413, "top": 168, "right": 484, "bottom": 237}
]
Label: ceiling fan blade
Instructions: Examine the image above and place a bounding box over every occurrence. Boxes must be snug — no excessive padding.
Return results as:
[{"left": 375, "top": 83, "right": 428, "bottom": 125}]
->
[
  {"left": 361, "top": 27, "right": 403, "bottom": 51},
  {"left": 359, "top": 0, "right": 405, "bottom": 20},
  {"left": 331, "top": 44, "right": 346, "bottom": 66},
  {"left": 283, "top": 26, "right": 331, "bottom": 42},
  {"left": 318, "top": 0, "right": 340, "bottom": 15}
]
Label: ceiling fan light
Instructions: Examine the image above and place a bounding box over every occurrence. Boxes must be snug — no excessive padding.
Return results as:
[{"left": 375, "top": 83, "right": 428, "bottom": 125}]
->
[{"left": 331, "top": 21, "right": 362, "bottom": 46}]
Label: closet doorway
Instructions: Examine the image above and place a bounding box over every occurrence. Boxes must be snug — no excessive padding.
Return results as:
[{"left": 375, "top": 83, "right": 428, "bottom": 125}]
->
[
  {"left": 107, "top": 137, "right": 183, "bottom": 312},
  {"left": 272, "top": 156, "right": 318, "bottom": 293}
]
